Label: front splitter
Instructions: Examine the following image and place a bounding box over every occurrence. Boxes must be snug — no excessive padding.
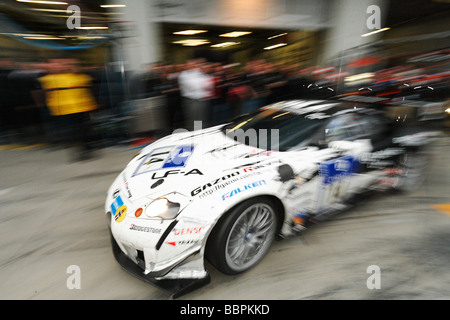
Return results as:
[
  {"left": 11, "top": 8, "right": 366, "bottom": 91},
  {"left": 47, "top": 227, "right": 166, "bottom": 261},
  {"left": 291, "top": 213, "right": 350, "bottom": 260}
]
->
[{"left": 110, "top": 233, "right": 211, "bottom": 299}]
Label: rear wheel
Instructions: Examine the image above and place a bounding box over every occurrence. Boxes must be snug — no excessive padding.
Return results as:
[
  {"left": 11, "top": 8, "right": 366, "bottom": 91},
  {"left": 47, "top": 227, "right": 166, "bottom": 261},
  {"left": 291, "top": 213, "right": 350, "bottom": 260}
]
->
[
  {"left": 206, "top": 198, "right": 279, "bottom": 275},
  {"left": 393, "top": 150, "right": 428, "bottom": 191}
]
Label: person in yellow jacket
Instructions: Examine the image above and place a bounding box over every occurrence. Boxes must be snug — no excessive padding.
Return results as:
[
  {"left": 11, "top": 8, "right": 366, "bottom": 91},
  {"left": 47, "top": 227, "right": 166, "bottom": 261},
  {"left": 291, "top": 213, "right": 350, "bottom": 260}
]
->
[{"left": 39, "top": 58, "right": 98, "bottom": 160}]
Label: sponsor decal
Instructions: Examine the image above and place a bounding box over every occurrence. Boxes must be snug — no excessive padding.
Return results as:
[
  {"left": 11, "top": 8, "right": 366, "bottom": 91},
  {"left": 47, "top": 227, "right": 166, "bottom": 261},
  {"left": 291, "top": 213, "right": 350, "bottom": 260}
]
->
[
  {"left": 124, "top": 181, "right": 132, "bottom": 198},
  {"left": 190, "top": 161, "right": 277, "bottom": 198},
  {"left": 166, "top": 239, "right": 200, "bottom": 246},
  {"left": 133, "top": 144, "right": 195, "bottom": 177},
  {"left": 190, "top": 170, "right": 244, "bottom": 197},
  {"left": 150, "top": 168, "right": 203, "bottom": 180},
  {"left": 293, "top": 212, "right": 308, "bottom": 226},
  {"left": 359, "top": 148, "right": 404, "bottom": 169},
  {"left": 129, "top": 223, "right": 162, "bottom": 234},
  {"left": 319, "top": 156, "right": 358, "bottom": 185},
  {"left": 173, "top": 227, "right": 204, "bottom": 236},
  {"left": 111, "top": 195, "right": 127, "bottom": 223},
  {"left": 222, "top": 180, "right": 267, "bottom": 201},
  {"left": 149, "top": 168, "right": 203, "bottom": 190}
]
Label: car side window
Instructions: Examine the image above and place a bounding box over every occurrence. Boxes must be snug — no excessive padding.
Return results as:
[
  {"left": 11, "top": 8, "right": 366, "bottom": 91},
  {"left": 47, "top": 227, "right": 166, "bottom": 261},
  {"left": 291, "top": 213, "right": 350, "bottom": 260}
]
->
[{"left": 323, "top": 113, "right": 368, "bottom": 143}]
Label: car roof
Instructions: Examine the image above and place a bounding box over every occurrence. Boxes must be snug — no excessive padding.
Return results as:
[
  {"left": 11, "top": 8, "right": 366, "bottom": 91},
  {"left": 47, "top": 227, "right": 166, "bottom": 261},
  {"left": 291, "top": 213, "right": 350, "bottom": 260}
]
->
[{"left": 267, "top": 99, "right": 384, "bottom": 118}]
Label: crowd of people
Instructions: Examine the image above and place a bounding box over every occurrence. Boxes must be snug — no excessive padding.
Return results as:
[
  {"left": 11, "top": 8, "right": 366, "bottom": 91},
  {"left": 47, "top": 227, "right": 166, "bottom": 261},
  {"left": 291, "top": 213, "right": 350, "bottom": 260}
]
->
[
  {"left": 2, "top": 51, "right": 447, "bottom": 159},
  {"left": 0, "top": 57, "right": 337, "bottom": 151},
  {"left": 129, "top": 58, "right": 336, "bottom": 132}
]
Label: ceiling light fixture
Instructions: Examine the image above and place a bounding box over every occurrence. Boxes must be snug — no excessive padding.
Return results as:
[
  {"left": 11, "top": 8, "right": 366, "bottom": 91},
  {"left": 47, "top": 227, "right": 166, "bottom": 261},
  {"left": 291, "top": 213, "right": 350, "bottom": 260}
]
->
[
  {"left": 268, "top": 32, "right": 287, "bottom": 39},
  {"left": 100, "top": 4, "right": 126, "bottom": 8},
  {"left": 219, "top": 31, "right": 252, "bottom": 38},
  {"left": 172, "top": 39, "right": 210, "bottom": 46},
  {"left": 23, "top": 36, "right": 64, "bottom": 40},
  {"left": 264, "top": 43, "right": 287, "bottom": 50},
  {"left": 211, "top": 42, "right": 240, "bottom": 48},
  {"left": 173, "top": 30, "right": 208, "bottom": 35},
  {"left": 361, "top": 27, "right": 390, "bottom": 37},
  {"left": 17, "top": 0, "right": 68, "bottom": 5},
  {"left": 75, "top": 26, "right": 109, "bottom": 30}
]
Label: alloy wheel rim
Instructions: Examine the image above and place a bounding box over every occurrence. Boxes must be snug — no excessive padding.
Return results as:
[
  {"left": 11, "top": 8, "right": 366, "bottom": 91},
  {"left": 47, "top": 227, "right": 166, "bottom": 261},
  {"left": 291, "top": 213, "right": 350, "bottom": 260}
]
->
[{"left": 225, "top": 203, "right": 276, "bottom": 272}]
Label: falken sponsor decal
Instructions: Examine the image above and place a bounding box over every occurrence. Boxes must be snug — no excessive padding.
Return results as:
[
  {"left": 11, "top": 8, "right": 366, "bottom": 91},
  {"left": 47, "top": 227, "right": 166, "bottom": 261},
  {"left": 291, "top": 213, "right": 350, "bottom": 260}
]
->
[
  {"left": 111, "top": 195, "right": 127, "bottom": 223},
  {"left": 222, "top": 180, "right": 267, "bottom": 201},
  {"left": 129, "top": 223, "right": 162, "bottom": 234},
  {"left": 133, "top": 144, "right": 195, "bottom": 177}
]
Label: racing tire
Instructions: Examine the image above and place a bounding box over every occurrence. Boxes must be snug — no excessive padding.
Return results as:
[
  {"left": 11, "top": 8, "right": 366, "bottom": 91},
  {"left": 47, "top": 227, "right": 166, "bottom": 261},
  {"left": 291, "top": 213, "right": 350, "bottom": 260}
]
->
[{"left": 206, "top": 197, "right": 279, "bottom": 275}]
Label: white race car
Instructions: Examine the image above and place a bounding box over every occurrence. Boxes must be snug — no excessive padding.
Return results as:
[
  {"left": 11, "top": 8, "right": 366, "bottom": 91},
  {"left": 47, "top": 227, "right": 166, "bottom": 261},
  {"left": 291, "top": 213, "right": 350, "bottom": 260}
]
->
[{"left": 105, "top": 100, "right": 432, "bottom": 297}]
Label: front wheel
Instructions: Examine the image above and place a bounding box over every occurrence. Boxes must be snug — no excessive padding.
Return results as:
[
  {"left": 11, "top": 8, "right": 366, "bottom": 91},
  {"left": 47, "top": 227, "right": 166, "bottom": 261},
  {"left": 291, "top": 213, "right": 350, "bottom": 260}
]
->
[{"left": 206, "top": 198, "right": 279, "bottom": 275}]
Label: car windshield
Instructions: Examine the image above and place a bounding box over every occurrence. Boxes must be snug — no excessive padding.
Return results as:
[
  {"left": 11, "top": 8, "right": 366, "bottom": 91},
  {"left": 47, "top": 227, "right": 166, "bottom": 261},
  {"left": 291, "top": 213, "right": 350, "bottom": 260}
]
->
[{"left": 222, "top": 107, "right": 325, "bottom": 151}]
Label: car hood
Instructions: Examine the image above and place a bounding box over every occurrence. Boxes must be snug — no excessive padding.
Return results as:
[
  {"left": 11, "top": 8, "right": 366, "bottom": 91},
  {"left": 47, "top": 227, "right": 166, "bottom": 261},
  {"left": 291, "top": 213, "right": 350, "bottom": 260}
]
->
[{"left": 120, "top": 126, "right": 279, "bottom": 202}]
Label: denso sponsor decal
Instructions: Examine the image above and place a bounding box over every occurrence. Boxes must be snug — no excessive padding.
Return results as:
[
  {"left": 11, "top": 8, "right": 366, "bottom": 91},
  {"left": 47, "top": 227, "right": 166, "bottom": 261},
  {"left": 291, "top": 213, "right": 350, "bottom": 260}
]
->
[
  {"left": 222, "top": 180, "right": 267, "bottom": 201},
  {"left": 133, "top": 144, "right": 194, "bottom": 177},
  {"left": 173, "top": 227, "right": 204, "bottom": 236}
]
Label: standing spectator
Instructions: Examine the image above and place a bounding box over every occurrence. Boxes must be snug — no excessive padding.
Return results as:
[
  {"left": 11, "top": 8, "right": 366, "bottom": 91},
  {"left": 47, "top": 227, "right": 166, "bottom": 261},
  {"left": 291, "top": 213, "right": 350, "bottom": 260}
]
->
[
  {"left": 162, "top": 64, "right": 183, "bottom": 131},
  {"left": 7, "top": 62, "right": 46, "bottom": 144},
  {"left": 39, "top": 58, "right": 99, "bottom": 160},
  {"left": 209, "top": 63, "right": 230, "bottom": 125},
  {"left": 178, "top": 58, "right": 213, "bottom": 130}
]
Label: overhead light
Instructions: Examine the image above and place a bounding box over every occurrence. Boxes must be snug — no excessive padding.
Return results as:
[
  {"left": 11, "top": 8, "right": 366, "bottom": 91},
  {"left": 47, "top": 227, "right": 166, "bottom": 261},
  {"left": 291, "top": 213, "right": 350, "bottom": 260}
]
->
[
  {"left": 172, "top": 39, "right": 210, "bottom": 46},
  {"left": 75, "top": 26, "right": 109, "bottom": 30},
  {"left": 361, "top": 27, "right": 390, "bottom": 37},
  {"left": 344, "top": 72, "right": 374, "bottom": 82},
  {"left": 211, "top": 42, "right": 240, "bottom": 48},
  {"left": 12, "top": 33, "right": 47, "bottom": 37},
  {"left": 23, "top": 36, "right": 64, "bottom": 40},
  {"left": 312, "top": 66, "right": 335, "bottom": 74},
  {"left": 30, "top": 8, "right": 67, "bottom": 12},
  {"left": 17, "top": 0, "right": 68, "bottom": 4},
  {"left": 220, "top": 31, "right": 252, "bottom": 38},
  {"left": 100, "top": 4, "right": 126, "bottom": 8},
  {"left": 264, "top": 43, "right": 287, "bottom": 50},
  {"left": 268, "top": 33, "right": 287, "bottom": 40},
  {"left": 173, "top": 30, "right": 208, "bottom": 35}
]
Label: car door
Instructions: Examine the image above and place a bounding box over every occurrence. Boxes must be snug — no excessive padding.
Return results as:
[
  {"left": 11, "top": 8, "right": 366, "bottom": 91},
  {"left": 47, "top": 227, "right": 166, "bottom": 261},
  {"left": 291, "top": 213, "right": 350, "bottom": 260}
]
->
[{"left": 314, "top": 112, "right": 374, "bottom": 212}]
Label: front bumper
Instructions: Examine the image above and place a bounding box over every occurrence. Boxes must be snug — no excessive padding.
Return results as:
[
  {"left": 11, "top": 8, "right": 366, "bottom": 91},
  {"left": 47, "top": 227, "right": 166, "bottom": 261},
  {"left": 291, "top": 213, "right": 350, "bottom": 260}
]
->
[{"left": 110, "top": 231, "right": 210, "bottom": 298}]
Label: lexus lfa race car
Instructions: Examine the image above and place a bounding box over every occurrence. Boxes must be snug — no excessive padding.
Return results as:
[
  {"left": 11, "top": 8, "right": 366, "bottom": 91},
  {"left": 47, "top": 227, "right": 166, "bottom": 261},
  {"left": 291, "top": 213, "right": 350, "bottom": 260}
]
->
[{"left": 105, "top": 100, "right": 434, "bottom": 297}]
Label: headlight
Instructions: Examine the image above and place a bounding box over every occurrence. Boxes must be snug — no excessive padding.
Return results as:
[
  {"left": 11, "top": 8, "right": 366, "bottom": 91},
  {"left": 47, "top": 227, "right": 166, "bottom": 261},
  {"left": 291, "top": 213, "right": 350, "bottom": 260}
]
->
[{"left": 145, "top": 198, "right": 181, "bottom": 220}]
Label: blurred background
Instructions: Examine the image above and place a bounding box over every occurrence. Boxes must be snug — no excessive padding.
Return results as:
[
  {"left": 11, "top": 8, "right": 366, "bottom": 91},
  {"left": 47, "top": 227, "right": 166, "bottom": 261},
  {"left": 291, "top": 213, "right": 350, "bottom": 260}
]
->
[{"left": 0, "top": 0, "right": 449, "bottom": 152}]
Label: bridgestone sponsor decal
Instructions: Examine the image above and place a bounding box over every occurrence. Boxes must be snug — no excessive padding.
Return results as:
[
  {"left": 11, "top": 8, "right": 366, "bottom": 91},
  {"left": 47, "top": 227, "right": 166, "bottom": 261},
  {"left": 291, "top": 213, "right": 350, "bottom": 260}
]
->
[{"left": 129, "top": 223, "right": 162, "bottom": 234}]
